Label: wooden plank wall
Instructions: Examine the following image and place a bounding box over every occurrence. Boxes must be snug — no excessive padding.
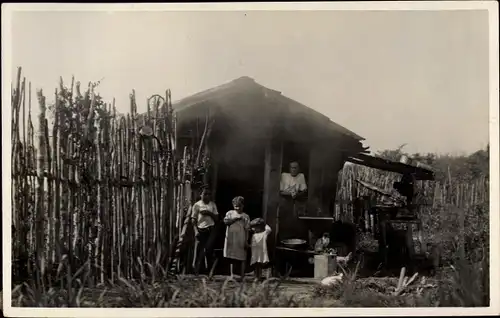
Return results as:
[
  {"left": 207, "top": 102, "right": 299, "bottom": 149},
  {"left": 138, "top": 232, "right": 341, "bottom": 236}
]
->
[
  {"left": 307, "top": 137, "right": 345, "bottom": 218},
  {"left": 262, "top": 136, "right": 283, "bottom": 260}
]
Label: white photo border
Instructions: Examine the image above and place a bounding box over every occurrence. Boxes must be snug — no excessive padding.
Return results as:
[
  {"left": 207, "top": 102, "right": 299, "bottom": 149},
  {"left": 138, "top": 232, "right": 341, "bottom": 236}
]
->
[{"left": 2, "top": 2, "right": 499, "bottom": 317}]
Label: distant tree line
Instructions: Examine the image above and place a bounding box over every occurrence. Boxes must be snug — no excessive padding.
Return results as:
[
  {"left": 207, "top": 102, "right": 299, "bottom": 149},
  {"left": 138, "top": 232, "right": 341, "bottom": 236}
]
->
[{"left": 376, "top": 144, "right": 490, "bottom": 183}]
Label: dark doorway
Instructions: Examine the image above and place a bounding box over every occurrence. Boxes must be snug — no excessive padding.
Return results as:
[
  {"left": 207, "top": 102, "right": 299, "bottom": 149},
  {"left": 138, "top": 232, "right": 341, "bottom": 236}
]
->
[
  {"left": 211, "top": 143, "right": 266, "bottom": 275},
  {"left": 215, "top": 166, "right": 264, "bottom": 224},
  {"left": 210, "top": 128, "right": 266, "bottom": 223}
]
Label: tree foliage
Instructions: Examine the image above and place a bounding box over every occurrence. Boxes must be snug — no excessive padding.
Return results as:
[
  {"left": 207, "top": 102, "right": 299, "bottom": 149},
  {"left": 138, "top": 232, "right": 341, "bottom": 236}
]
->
[{"left": 376, "top": 144, "right": 489, "bottom": 183}]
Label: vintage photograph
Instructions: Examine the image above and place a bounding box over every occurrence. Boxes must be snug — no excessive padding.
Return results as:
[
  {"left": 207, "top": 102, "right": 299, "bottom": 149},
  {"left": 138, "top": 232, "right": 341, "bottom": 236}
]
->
[{"left": 2, "top": 2, "right": 499, "bottom": 316}]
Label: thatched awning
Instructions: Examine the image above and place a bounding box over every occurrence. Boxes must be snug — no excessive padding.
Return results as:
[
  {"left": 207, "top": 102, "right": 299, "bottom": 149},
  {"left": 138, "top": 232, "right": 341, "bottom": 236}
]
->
[{"left": 346, "top": 153, "right": 435, "bottom": 181}]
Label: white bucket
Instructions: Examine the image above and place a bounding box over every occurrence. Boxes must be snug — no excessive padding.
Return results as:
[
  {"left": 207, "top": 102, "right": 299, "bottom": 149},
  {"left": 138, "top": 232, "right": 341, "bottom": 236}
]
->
[
  {"left": 314, "top": 254, "right": 337, "bottom": 279},
  {"left": 400, "top": 155, "right": 411, "bottom": 164}
]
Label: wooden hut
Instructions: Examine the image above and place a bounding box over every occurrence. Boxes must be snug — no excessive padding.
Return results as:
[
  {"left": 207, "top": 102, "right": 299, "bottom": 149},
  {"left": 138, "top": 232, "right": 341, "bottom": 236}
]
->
[{"left": 173, "top": 76, "right": 368, "bottom": 261}]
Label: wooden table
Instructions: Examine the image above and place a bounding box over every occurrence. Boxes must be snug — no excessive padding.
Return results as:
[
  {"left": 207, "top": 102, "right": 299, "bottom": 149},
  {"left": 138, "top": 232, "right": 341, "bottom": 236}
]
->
[{"left": 276, "top": 246, "right": 317, "bottom": 255}]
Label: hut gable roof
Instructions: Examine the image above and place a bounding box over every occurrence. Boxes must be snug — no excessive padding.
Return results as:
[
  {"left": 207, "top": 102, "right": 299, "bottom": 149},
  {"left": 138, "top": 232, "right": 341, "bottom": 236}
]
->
[{"left": 173, "top": 76, "right": 364, "bottom": 141}]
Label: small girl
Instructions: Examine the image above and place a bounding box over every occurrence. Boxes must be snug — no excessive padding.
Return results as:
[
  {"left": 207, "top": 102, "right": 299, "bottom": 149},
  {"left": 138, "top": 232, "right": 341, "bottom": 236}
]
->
[
  {"left": 249, "top": 218, "right": 272, "bottom": 280},
  {"left": 223, "top": 196, "right": 250, "bottom": 281}
]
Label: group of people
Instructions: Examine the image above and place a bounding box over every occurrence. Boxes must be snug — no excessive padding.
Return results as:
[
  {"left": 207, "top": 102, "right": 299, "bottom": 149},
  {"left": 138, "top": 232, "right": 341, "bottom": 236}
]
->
[
  {"left": 190, "top": 161, "right": 309, "bottom": 280},
  {"left": 191, "top": 189, "right": 272, "bottom": 280}
]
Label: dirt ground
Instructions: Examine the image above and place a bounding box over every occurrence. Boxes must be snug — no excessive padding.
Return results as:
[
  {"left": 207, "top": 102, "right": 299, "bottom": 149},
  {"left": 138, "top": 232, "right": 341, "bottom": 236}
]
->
[
  {"left": 96, "top": 275, "right": 343, "bottom": 307},
  {"left": 185, "top": 275, "right": 344, "bottom": 306},
  {"left": 264, "top": 278, "right": 343, "bottom": 306}
]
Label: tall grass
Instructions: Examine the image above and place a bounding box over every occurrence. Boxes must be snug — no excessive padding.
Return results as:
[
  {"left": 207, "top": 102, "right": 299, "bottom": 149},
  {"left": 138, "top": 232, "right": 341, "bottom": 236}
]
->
[
  {"left": 11, "top": 248, "right": 488, "bottom": 307},
  {"left": 11, "top": 262, "right": 306, "bottom": 308}
]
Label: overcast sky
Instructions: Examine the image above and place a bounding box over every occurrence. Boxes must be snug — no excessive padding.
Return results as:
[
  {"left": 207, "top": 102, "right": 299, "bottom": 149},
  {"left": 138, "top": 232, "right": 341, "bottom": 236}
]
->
[{"left": 11, "top": 9, "right": 490, "bottom": 155}]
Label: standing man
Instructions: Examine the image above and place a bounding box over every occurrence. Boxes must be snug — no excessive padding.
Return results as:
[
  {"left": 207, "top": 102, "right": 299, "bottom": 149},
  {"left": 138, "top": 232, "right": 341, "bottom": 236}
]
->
[{"left": 191, "top": 188, "right": 219, "bottom": 275}]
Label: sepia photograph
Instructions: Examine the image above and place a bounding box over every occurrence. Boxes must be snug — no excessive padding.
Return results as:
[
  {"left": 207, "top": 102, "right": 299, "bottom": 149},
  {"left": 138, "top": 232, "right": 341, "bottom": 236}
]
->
[{"left": 2, "top": 2, "right": 499, "bottom": 317}]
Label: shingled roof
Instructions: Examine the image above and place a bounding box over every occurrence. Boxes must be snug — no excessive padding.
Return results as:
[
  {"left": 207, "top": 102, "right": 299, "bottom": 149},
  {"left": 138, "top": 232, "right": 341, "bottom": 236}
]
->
[{"left": 173, "top": 76, "right": 365, "bottom": 141}]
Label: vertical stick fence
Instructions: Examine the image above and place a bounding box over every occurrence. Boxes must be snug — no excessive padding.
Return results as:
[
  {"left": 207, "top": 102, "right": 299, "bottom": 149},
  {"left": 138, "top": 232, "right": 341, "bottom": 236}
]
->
[{"left": 11, "top": 68, "right": 206, "bottom": 285}]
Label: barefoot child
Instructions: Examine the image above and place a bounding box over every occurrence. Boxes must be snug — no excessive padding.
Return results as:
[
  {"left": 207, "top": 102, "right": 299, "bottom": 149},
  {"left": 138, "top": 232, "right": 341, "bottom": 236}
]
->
[
  {"left": 223, "top": 196, "right": 250, "bottom": 281},
  {"left": 249, "top": 218, "right": 272, "bottom": 280}
]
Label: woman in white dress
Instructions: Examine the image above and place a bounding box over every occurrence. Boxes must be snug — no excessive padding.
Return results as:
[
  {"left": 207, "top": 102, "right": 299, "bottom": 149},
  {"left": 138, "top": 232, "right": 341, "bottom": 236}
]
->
[
  {"left": 249, "top": 218, "right": 272, "bottom": 280},
  {"left": 223, "top": 196, "right": 250, "bottom": 281}
]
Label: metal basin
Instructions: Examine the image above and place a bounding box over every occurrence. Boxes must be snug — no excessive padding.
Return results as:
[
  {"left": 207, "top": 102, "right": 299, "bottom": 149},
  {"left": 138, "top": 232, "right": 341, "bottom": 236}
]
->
[{"left": 281, "top": 239, "right": 307, "bottom": 249}]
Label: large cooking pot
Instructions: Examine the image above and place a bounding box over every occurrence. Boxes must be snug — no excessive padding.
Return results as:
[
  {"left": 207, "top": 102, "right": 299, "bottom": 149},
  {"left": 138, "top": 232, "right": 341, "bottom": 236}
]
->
[{"left": 281, "top": 239, "right": 307, "bottom": 249}]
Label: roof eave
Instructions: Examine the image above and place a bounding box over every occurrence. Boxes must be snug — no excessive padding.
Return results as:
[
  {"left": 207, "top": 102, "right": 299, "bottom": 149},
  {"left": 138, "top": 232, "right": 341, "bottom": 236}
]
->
[{"left": 172, "top": 76, "right": 365, "bottom": 142}]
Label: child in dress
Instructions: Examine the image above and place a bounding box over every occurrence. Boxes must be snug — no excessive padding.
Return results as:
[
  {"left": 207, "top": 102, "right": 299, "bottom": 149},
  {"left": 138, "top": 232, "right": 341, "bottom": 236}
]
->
[
  {"left": 223, "top": 196, "right": 250, "bottom": 281},
  {"left": 249, "top": 218, "right": 272, "bottom": 280}
]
